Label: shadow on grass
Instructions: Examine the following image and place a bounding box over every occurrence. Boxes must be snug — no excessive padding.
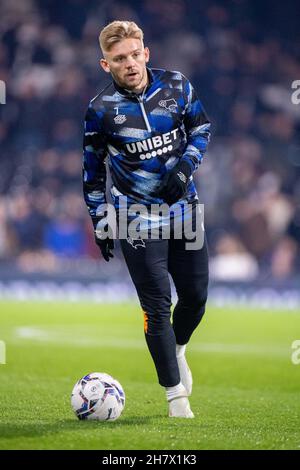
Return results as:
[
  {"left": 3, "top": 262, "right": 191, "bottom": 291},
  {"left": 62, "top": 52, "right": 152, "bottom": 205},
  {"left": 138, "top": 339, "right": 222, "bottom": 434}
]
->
[{"left": 0, "top": 415, "right": 165, "bottom": 440}]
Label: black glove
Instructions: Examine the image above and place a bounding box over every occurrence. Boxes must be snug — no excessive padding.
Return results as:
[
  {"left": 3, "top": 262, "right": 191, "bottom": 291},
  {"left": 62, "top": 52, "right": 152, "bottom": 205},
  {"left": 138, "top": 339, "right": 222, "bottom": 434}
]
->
[
  {"left": 93, "top": 217, "right": 114, "bottom": 262},
  {"left": 95, "top": 233, "right": 114, "bottom": 262},
  {"left": 158, "top": 159, "right": 192, "bottom": 205}
]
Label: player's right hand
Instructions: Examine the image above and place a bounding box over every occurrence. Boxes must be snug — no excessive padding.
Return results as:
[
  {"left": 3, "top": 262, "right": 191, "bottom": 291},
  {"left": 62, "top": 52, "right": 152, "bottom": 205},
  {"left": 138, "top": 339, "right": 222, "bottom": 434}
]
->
[
  {"left": 95, "top": 233, "right": 114, "bottom": 262},
  {"left": 93, "top": 210, "right": 115, "bottom": 262}
]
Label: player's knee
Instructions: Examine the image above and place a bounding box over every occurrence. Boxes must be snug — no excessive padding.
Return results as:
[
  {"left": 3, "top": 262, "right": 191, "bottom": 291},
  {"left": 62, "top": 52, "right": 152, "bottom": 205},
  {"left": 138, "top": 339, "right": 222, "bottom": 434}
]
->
[
  {"left": 136, "top": 281, "right": 171, "bottom": 316},
  {"left": 142, "top": 308, "right": 171, "bottom": 336},
  {"left": 178, "top": 285, "right": 207, "bottom": 310},
  {"left": 193, "top": 287, "right": 208, "bottom": 310}
]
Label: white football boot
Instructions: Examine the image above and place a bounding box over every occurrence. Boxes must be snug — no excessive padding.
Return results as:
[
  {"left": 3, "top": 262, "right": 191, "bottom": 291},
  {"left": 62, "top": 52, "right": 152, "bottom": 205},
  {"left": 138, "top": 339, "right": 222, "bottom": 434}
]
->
[
  {"left": 165, "top": 382, "right": 194, "bottom": 418},
  {"left": 176, "top": 344, "right": 193, "bottom": 396},
  {"left": 168, "top": 396, "right": 194, "bottom": 418}
]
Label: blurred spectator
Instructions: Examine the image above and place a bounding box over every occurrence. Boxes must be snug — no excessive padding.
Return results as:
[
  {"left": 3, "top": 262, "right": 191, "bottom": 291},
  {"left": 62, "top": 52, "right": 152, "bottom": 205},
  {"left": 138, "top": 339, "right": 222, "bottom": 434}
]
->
[
  {"left": 270, "top": 237, "right": 298, "bottom": 280},
  {"left": 43, "top": 192, "right": 87, "bottom": 257},
  {"left": 44, "top": 214, "right": 86, "bottom": 257},
  {"left": 210, "top": 233, "right": 259, "bottom": 281}
]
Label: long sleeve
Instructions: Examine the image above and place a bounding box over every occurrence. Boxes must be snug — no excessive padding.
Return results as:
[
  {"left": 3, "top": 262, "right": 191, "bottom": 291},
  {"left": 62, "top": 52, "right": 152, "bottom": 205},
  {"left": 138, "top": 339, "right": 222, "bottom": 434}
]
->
[
  {"left": 82, "top": 105, "right": 108, "bottom": 228},
  {"left": 181, "top": 78, "right": 211, "bottom": 172}
]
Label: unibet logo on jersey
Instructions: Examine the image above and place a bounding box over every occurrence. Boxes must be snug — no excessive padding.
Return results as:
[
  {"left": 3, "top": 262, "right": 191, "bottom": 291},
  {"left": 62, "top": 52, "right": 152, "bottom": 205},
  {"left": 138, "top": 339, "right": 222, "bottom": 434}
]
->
[{"left": 126, "top": 128, "right": 179, "bottom": 160}]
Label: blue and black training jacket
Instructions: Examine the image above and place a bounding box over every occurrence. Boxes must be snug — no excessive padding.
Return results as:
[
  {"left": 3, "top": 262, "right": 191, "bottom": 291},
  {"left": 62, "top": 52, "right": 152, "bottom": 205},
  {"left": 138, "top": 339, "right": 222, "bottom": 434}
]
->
[{"left": 82, "top": 67, "right": 211, "bottom": 227}]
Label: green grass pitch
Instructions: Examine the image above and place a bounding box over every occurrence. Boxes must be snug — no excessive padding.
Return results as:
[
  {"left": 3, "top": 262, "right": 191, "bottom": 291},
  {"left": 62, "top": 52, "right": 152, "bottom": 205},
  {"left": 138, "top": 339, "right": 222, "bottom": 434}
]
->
[{"left": 0, "top": 300, "right": 300, "bottom": 450}]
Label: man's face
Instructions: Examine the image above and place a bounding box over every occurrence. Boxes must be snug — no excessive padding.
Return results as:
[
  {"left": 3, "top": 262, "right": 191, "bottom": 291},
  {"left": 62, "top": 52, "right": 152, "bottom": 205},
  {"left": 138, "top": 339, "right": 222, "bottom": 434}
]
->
[{"left": 100, "top": 38, "right": 150, "bottom": 92}]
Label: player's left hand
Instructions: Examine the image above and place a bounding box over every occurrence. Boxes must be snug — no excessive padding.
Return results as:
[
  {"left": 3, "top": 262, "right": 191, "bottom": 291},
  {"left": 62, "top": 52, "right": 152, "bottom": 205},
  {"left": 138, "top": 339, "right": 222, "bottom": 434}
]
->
[{"left": 158, "top": 159, "right": 192, "bottom": 205}]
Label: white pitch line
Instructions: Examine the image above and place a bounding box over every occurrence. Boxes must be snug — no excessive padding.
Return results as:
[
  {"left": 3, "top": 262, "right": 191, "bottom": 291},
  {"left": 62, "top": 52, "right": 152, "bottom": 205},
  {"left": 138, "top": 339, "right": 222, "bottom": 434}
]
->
[{"left": 12, "top": 327, "right": 290, "bottom": 358}]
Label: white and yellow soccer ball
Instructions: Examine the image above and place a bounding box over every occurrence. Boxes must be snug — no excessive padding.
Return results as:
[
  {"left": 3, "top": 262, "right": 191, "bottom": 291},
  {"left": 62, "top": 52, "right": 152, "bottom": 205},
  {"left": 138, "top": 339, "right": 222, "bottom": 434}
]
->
[{"left": 71, "top": 372, "right": 125, "bottom": 421}]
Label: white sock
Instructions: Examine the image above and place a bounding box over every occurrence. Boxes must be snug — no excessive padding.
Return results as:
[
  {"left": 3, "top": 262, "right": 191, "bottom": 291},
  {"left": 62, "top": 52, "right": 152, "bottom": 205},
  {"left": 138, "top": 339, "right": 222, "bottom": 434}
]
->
[
  {"left": 176, "top": 344, "right": 187, "bottom": 358},
  {"left": 165, "top": 382, "right": 186, "bottom": 402}
]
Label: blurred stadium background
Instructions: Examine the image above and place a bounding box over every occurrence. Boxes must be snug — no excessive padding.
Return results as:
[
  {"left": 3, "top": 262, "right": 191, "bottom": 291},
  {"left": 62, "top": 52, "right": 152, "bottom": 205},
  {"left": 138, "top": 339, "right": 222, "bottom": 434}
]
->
[{"left": 0, "top": 0, "right": 300, "bottom": 308}]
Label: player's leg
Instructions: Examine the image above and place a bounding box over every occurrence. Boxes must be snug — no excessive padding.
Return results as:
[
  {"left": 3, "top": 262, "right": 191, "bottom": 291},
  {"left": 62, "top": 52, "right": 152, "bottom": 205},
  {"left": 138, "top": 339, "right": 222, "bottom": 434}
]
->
[
  {"left": 169, "top": 235, "right": 209, "bottom": 344},
  {"left": 119, "top": 237, "right": 194, "bottom": 417},
  {"left": 120, "top": 238, "right": 179, "bottom": 387},
  {"left": 168, "top": 232, "right": 209, "bottom": 395}
]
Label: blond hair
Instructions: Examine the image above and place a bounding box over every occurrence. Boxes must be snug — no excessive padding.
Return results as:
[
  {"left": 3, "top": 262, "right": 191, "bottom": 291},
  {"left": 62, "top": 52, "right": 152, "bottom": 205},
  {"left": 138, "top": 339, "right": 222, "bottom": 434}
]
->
[{"left": 99, "top": 21, "right": 144, "bottom": 54}]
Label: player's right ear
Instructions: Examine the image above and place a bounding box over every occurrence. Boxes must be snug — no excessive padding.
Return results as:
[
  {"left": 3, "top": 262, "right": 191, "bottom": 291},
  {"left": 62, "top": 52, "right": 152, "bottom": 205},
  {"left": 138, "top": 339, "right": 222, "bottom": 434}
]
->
[
  {"left": 144, "top": 46, "right": 150, "bottom": 63},
  {"left": 100, "top": 58, "right": 110, "bottom": 73}
]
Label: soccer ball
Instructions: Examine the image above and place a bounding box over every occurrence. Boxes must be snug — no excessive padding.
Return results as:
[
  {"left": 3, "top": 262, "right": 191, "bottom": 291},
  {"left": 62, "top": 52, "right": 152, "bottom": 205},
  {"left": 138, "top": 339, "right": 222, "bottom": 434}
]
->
[{"left": 71, "top": 372, "right": 125, "bottom": 421}]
